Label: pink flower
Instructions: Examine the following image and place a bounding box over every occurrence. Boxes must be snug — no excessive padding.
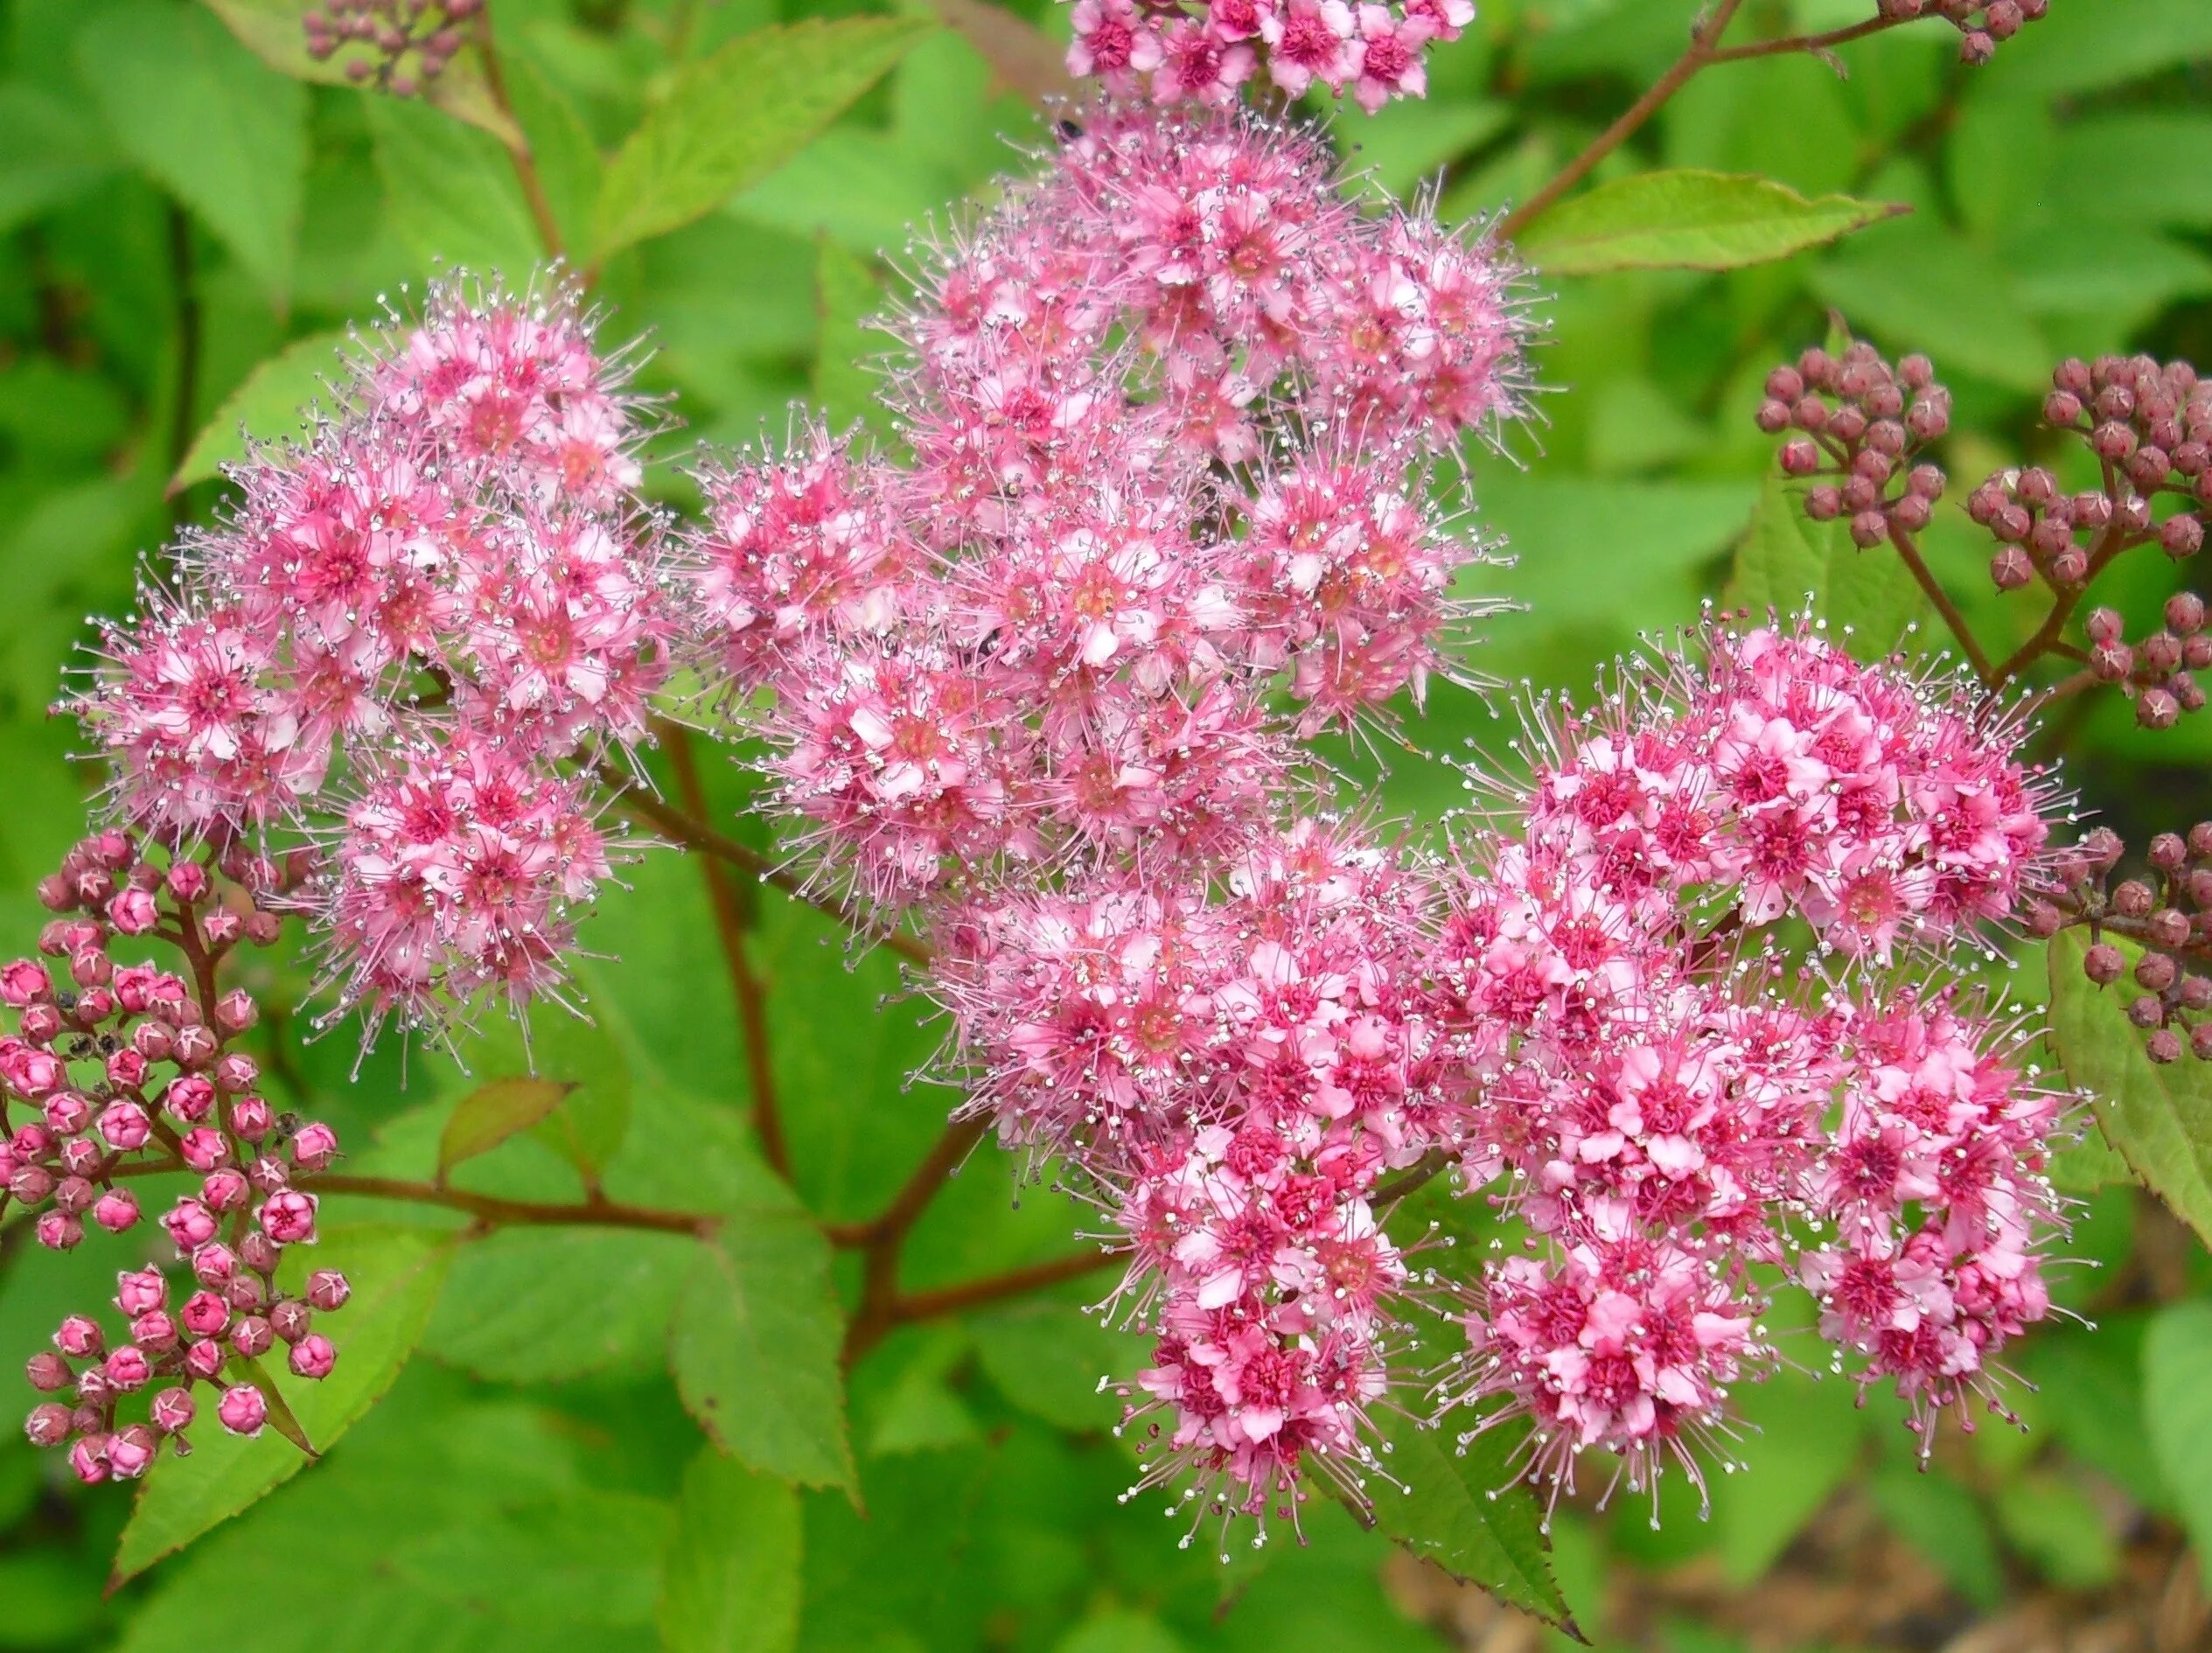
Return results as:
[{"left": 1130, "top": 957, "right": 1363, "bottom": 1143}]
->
[
  {"left": 1067, "top": 0, "right": 1165, "bottom": 88},
  {"left": 1350, "top": 5, "right": 1432, "bottom": 109},
  {"left": 1153, "top": 20, "right": 1257, "bottom": 104},
  {"left": 1262, "top": 0, "right": 1354, "bottom": 93}
]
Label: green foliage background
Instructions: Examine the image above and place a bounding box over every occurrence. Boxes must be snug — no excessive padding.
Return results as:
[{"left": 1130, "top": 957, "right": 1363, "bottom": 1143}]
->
[{"left": 2, "top": 0, "right": 2210, "bottom": 1648}]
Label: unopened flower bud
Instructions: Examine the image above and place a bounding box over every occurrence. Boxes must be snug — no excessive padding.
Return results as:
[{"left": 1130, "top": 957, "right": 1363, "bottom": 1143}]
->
[
  {"left": 269, "top": 1300, "right": 313, "bottom": 1345},
  {"left": 92, "top": 1189, "right": 139, "bottom": 1234},
  {"left": 258, "top": 1190, "right": 317, "bottom": 1246},
  {"left": 216, "top": 1384, "right": 267, "bottom": 1438},
  {"left": 2083, "top": 942, "right": 2126, "bottom": 985},
  {"left": 2146, "top": 1029, "right": 2182, "bottom": 1064},
  {"left": 25, "top": 1352, "right": 71, "bottom": 1392},
  {"left": 2139, "top": 687, "right": 2181, "bottom": 729},
  {"left": 289, "top": 1336, "right": 337, "bottom": 1381},
  {"left": 34, "top": 1211, "right": 80, "bottom": 1251},
  {"left": 306, "top": 1270, "right": 351, "bottom": 1313},
  {"left": 290, "top": 1122, "right": 340, "bottom": 1172},
  {"left": 2137, "top": 951, "right": 2179, "bottom": 992},
  {"left": 24, "top": 1403, "right": 71, "bottom": 1447},
  {"left": 150, "top": 1387, "right": 194, "bottom": 1434}
]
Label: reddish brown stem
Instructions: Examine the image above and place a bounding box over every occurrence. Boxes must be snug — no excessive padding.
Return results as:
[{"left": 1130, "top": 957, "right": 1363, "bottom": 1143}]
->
[
  {"left": 474, "top": 3, "right": 568, "bottom": 265},
  {"left": 1992, "top": 531, "right": 2149, "bottom": 687},
  {"left": 827, "top": 1115, "right": 991, "bottom": 1252},
  {"left": 1497, "top": 0, "right": 1747, "bottom": 241},
  {"left": 837, "top": 1114, "right": 993, "bottom": 1364},
  {"left": 308, "top": 1173, "right": 716, "bottom": 1237},
  {"left": 659, "top": 721, "right": 791, "bottom": 1180},
  {"left": 590, "top": 762, "right": 934, "bottom": 967},
  {"left": 1888, "top": 520, "right": 1999, "bottom": 687},
  {"left": 1706, "top": 13, "right": 1902, "bottom": 62},
  {"left": 884, "top": 1249, "right": 1120, "bottom": 1327}
]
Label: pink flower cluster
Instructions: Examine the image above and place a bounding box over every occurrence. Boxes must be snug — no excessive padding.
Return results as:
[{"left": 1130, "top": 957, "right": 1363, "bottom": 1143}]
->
[
  {"left": 8, "top": 832, "right": 349, "bottom": 1483},
  {"left": 1434, "top": 619, "right": 2069, "bottom": 1511},
  {"left": 1066, "top": 0, "right": 1474, "bottom": 111},
  {"left": 685, "top": 101, "right": 1529, "bottom": 912},
  {"left": 938, "top": 823, "right": 1461, "bottom": 1533},
  {"left": 680, "top": 100, "right": 1528, "bottom": 1540},
  {"left": 66, "top": 279, "right": 672, "bottom": 1036}
]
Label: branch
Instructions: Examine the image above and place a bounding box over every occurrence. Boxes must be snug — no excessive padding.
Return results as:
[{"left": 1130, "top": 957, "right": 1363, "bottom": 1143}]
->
[
  {"left": 658, "top": 720, "right": 790, "bottom": 1180},
  {"left": 836, "top": 1113, "right": 993, "bottom": 1364},
  {"left": 919, "top": 0, "right": 1072, "bottom": 104},
  {"left": 1375, "top": 1151, "right": 1454, "bottom": 1207},
  {"left": 885, "top": 1247, "right": 1120, "bottom": 1326},
  {"left": 476, "top": 3, "right": 569, "bottom": 264},
  {"left": 589, "top": 759, "right": 934, "bottom": 966},
  {"left": 1497, "top": 0, "right": 1747, "bottom": 241},
  {"left": 1706, "top": 13, "right": 1904, "bottom": 63},
  {"left": 307, "top": 1173, "right": 716, "bottom": 1237},
  {"left": 828, "top": 1115, "right": 992, "bottom": 1251},
  {"left": 1888, "top": 520, "right": 1999, "bottom": 687}
]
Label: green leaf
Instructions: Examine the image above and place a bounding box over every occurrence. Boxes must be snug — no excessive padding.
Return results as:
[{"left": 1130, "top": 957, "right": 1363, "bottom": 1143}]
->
[
  {"left": 813, "top": 238, "right": 889, "bottom": 441},
  {"left": 1722, "top": 473, "right": 1926, "bottom": 655},
  {"left": 438, "top": 1077, "right": 576, "bottom": 1182},
  {"left": 1867, "top": 1467, "right": 2004, "bottom": 1608},
  {"left": 172, "top": 329, "right": 350, "bottom": 490},
  {"left": 1992, "top": 1473, "right": 2120, "bottom": 1589},
  {"left": 0, "top": 81, "right": 116, "bottom": 237},
  {"left": 113, "top": 1224, "right": 457, "bottom": 1583},
  {"left": 594, "top": 17, "right": 934, "bottom": 262},
  {"left": 1983, "top": 0, "right": 2212, "bottom": 98},
  {"left": 969, "top": 1304, "right": 1141, "bottom": 1433},
  {"left": 1707, "top": 1369, "right": 1863, "bottom": 1584},
  {"left": 2048, "top": 931, "right": 2212, "bottom": 1248},
  {"left": 1052, "top": 1610, "right": 1187, "bottom": 1653},
  {"left": 672, "top": 1214, "right": 855, "bottom": 1491},
  {"left": 1518, "top": 170, "right": 1905, "bottom": 276},
  {"left": 366, "top": 94, "right": 545, "bottom": 276},
  {"left": 388, "top": 1489, "right": 674, "bottom": 1629},
  {"left": 1369, "top": 1411, "right": 1574, "bottom": 1632},
  {"left": 2045, "top": 115, "right": 2212, "bottom": 231},
  {"left": 200, "top": 0, "right": 525, "bottom": 147},
  {"left": 659, "top": 1447, "right": 804, "bottom": 1653},
  {"left": 76, "top": 3, "right": 309, "bottom": 300},
  {"left": 422, "top": 1226, "right": 696, "bottom": 1384},
  {"left": 456, "top": 998, "right": 635, "bottom": 1182},
  {"left": 1811, "top": 224, "right": 2049, "bottom": 394},
  {"left": 2144, "top": 1302, "right": 2212, "bottom": 1562}
]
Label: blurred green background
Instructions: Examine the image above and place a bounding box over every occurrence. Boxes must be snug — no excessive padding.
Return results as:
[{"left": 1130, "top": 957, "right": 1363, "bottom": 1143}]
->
[{"left": 3, "top": 0, "right": 2212, "bottom": 1649}]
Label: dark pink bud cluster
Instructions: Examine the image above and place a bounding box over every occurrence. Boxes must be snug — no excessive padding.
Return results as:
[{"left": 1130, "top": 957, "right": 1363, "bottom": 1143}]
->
[
  {"left": 2072, "top": 596, "right": 2210, "bottom": 730},
  {"left": 8, "top": 835, "right": 347, "bottom": 1484},
  {"left": 66, "top": 278, "right": 671, "bottom": 1038},
  {"left": 684, "top": 102, "right": 1531, "bottom": 914},
  {"left": 302, "top": 0, "right": 482, "bottom": 94},
  {"left": 1065, "top": 0, "right": 1472, "bottom": 110},
  {"left": 1762, "top": 341, "right": 1950, "bottom": 550},
  {"left": 2044, "top": 825, "right": 2212, "bottom": 1064},
  {"left": 1428, "top": 617, "right": 2072, "bottom": 1510},
  {"left": 1875, "top": 0, "right": 2048, "bottom": 62}
]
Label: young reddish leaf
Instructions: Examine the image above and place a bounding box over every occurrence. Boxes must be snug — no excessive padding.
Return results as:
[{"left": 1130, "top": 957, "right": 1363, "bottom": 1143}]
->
[{"left": 437, "top": 1077, "right": 576, "bottom": 1183}]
